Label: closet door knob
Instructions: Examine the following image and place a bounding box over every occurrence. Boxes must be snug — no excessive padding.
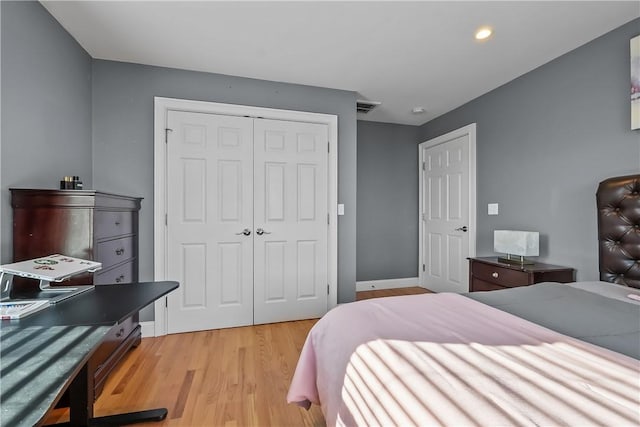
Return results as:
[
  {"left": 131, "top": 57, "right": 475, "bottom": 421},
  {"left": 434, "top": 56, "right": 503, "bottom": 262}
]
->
[
  {"left": 256, "top": 228, "right": 271, "bottom": 236},
  {"left": 235, "top": 228, "right": 251, "bottom": 236}
]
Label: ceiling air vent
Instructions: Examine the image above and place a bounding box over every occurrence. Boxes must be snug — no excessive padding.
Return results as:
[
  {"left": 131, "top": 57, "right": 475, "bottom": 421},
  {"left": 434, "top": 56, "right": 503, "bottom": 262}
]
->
[{"left": 356, "top": 100, "right": 381, "bottom": 114}]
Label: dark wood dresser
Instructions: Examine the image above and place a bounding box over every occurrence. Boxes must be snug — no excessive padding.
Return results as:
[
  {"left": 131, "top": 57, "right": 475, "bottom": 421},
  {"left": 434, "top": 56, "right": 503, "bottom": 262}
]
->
[
  {"left": 11, "top": 189, "right": 143, "bottom": 399},
  {"left": 468, "top": 257, "right": 574, "bottom": 292}
]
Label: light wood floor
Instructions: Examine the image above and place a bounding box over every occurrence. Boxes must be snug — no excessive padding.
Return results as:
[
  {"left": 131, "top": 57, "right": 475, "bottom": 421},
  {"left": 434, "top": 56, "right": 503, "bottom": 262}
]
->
[{"left": 46, "top": 287, "right": 429, "bottom": 426}]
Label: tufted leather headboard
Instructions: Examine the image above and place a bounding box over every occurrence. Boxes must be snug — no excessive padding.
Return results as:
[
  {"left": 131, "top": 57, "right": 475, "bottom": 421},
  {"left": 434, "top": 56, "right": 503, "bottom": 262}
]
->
[{"left": 596, "top": 174, "right": 640, "bottom": 288}]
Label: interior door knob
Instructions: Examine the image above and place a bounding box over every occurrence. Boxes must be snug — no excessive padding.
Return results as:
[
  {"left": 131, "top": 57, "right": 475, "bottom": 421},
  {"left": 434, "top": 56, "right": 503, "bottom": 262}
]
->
[
  {"left": 455, "top": 226, "right": 468, "bottom": 232},
  {"left": 235, "top": 228, "right": 251, "bottom": 236},
  {"left": 256, "top": 228, "right": 271, "bottom": 235}
]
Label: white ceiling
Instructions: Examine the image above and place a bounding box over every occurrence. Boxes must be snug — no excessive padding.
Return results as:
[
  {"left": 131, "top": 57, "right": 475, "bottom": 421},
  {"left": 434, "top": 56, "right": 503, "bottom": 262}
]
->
[{"left": 41, "top": 1, "right": 639, "bottom": 126}]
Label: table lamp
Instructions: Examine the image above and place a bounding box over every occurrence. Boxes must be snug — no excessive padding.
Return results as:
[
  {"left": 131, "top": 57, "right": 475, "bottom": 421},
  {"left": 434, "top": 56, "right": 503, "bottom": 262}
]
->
[{"left": 494, "top": 230, "right": 539, "bottom": 265}]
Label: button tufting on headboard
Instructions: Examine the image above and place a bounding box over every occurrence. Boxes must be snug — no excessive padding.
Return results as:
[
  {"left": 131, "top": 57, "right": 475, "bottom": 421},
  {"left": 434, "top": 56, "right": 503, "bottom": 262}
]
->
[{"left": 596, "top": 174, "right": 640, "bottom": 288}]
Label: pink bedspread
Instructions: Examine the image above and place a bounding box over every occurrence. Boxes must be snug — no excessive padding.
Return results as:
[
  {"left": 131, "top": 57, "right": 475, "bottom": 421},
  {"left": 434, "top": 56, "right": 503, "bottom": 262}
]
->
[{"left": 287, "top": 293, "right": 640, "bottom": 426}]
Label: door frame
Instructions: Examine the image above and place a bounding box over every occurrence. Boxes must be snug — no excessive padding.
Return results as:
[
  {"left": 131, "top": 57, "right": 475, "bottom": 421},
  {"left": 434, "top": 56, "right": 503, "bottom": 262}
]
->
[
  {"left": 418, "top": 123, "right": 477, "bottom": 290},
  {"left": 153, "top": 97, "right": 339, "bottom": 336}
]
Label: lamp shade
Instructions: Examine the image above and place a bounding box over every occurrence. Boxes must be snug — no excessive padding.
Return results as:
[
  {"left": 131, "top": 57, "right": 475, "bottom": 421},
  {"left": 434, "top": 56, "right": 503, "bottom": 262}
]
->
[{"left": 494, "top": 230, "right": 539, "bottom": 257}]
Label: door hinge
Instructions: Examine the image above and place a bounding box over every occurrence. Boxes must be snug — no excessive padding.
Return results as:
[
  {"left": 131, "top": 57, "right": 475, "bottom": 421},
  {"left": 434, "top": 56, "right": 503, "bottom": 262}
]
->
[
  {"left": 422, "top": 264, "right": 426, "bottom": 272},
  {"left": 328, "top": 142, "right": 330, "bottom": 153},
  {"left": 327, "top": 213, "right": 330, "bottom": 225},
  {"left": 165, "top": 128, "right": 173, "bottom": 143},
  {"left": 165, "top": 296, "right": 168, "bottom": 307},
  {"left": 327, "top": 284, "right": 330, "bottom": 295},
  {"left": 422, "top": 213, "right": 427, "bottom": 221},
  {"left": 165, "top": 213, "right": 168, "bottom": 226},
  {"left": 422, "top": 161, "right": 426, "bottom": 171}
]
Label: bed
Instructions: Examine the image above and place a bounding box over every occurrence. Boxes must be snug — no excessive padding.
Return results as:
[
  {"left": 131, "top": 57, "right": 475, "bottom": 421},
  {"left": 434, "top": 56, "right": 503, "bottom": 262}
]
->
[{"left": 287, "top": 174, "right": 640, "bottom": 426}]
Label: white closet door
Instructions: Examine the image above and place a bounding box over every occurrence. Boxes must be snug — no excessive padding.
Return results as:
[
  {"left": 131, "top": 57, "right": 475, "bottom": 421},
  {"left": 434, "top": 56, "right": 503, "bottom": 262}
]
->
[
  {"left": 166, "top": 110, "right": 254, "bottom": 333},
  {"left": 253, "top": 119, "right": 329, "bottom": 324}
]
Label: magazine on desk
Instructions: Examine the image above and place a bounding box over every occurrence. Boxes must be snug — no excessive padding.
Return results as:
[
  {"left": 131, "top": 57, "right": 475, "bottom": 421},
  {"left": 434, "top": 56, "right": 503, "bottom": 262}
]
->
[{"left": 0, "top": 300, "right": 49, "bottom": 319}]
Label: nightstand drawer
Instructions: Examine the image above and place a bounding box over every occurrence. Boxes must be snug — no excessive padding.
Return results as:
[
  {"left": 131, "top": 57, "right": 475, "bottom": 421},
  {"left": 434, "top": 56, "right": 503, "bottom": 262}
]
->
[
  {"left": 468, "top": 257, "right": 574, "bottom": 293},
  {"left": 472, "top": 262, "right": 530, "bottom": 287},
  {"left": 472, "top": 278, "right": 509, "bottom": 292}
]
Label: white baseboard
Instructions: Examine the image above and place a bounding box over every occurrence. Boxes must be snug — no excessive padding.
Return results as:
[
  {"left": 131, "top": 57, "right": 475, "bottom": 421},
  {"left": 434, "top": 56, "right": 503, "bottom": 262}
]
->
[
  {"left": 356, "top": 277, "right": 419, "bottom": 292},
  {"left": 140, "top": 321, "right": 155, "bottom": 338}
]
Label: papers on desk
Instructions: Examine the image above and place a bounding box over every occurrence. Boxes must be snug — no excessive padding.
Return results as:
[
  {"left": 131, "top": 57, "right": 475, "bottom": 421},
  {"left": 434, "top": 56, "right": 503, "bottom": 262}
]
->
[
  {"left": 0, "top": 254, "right": 102, "bottom": 282},
  {"left": 0, "top": 300, "right": 49, "bottom": 319}
]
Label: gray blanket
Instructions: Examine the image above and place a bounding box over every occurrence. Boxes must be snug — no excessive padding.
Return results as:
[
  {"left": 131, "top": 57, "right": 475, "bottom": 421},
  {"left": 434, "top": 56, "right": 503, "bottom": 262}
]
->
[{"left": 466, "top": 282, "right": 640, "bottom": 359}]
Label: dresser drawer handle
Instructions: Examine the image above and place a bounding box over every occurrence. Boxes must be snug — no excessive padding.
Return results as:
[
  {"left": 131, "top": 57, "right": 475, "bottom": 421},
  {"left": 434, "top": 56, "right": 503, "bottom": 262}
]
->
[
  {"left": 115, "top": 274, "right": 125, "bottom": 283},
  {"left": 115, "top": 248, "right": 125, "bottom": 256},
  {"left": 492, "top": 272, "right": 499, "bottom": 278},
  {"left": 115, "top": 221, "right": 121, "bottom": 226}
]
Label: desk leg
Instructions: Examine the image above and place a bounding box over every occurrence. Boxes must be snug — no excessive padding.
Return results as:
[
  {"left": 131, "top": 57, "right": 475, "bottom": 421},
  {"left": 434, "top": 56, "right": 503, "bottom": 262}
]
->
[
  {"left": 68, "top": 363, "right": 93, "bottom": 426},
  {"left": 61, "top": 362, "right": 167, "bottom": 427}
]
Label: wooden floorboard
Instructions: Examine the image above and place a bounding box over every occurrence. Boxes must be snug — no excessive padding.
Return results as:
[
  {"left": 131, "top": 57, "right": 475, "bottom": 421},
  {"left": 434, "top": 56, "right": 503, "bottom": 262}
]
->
[{"left": 45, "top": 286, "right": 429, "bottom": 426}]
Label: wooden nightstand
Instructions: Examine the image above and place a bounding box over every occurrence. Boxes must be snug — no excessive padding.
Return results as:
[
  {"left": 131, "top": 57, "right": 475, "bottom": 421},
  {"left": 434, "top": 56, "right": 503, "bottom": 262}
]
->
[{"left": 468, "top": 257, "right": 574, "bottom": 292}]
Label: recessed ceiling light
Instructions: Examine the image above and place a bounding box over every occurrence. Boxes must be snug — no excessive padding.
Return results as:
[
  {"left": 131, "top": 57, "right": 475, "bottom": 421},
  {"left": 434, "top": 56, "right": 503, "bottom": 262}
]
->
[
  {"left": 412, "top": 107, "right": 426, "bottom": 114},
  {"left": 475, "top": 27, "right": 493, "bottom": 40}
]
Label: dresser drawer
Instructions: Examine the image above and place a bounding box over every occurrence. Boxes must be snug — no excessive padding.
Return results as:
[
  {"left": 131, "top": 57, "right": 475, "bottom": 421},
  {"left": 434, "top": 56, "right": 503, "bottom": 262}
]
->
[
  {"left": 95, "top": 236, "right": 133, "bottom": 269},
  {"left": 94, "top": 261, "right": 134, "bottom": 285},
  {"left": 472, "top": 261, "right": 530, "bottom": 287},
  {"left": 92, "top": 316, "right": 136, "bottom": 369},
  {"left": 94, "top": 210, "right": 133, "bottom": 239},
  {"left": 93, "top": 319, "right": 141, "bottom": 399}
]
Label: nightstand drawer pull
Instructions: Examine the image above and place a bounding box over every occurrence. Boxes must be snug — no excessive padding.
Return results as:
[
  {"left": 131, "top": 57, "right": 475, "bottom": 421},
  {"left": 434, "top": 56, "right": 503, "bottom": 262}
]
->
[{"left": 492, "top": 272, "right": 499, "bottom": 278}]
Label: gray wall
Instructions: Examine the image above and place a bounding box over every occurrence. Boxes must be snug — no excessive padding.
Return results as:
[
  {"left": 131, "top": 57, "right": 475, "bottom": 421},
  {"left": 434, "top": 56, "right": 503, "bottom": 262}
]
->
[
  {"left": 419, "top": 18, "right": 640, "bottom": 281},
  {"left": 91, "top": 60, "right": 358, "bottom": 310},
  {"left": 0, "top": 1, "right": 357, "bottom": 314},
  {"left": 0, "top": 1, "right": 93, "bottom": 263},
  {"left": 357, "top": 120, "right": 419, "bottom": 281}
]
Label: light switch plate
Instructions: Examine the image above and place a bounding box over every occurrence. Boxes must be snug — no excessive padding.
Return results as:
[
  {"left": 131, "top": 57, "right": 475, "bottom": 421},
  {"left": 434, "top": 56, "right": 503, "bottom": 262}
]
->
[
  {"left": 337, "top": 204, "right": 345, "bottom": 216},
  {"left": 488, "top": 203, "right": 499, "bottom": 215}
]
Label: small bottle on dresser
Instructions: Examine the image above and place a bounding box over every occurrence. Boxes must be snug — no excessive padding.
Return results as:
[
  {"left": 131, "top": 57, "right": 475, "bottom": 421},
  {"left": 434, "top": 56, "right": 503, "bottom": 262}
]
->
[
  {"left": 60, "top": 176, "right": 83, "bottom": 190},
  {"left": 73, "top": 176, "right": 83, "bottom": 190}
]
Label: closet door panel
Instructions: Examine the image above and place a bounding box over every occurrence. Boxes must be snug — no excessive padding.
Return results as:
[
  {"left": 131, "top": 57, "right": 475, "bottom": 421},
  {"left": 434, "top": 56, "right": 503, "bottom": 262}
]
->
[
  {"left": 166, "top": 110, "right": 254, "bottom": 333},
  {"left": 253, "top": 119, "right": 329, "bottom": 324}
]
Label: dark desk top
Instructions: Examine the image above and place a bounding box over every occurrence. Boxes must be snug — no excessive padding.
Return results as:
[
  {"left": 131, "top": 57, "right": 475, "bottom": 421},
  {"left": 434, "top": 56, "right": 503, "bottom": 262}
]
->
[
  {"left": 13, "top": 281, "right": 178, "bottom": 327},
  {"left": 1, "top": 324, "right": 111, "bottom": 427},
  {"left": 0, "top": 281, "right": 178, "bottom": 427}
]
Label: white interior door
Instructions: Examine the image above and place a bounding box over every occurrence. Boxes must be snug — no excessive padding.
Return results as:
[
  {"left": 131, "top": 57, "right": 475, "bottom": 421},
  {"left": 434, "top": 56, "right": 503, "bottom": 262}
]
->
[
  {"left": 166, "top": 110, "right": 254, "bottom": 333},
  {"left": 419, "top": 125, "right": 475, "bottom": 293},
  {"left": 253, "top": 119, "right": 329, "bottom": 324}
]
